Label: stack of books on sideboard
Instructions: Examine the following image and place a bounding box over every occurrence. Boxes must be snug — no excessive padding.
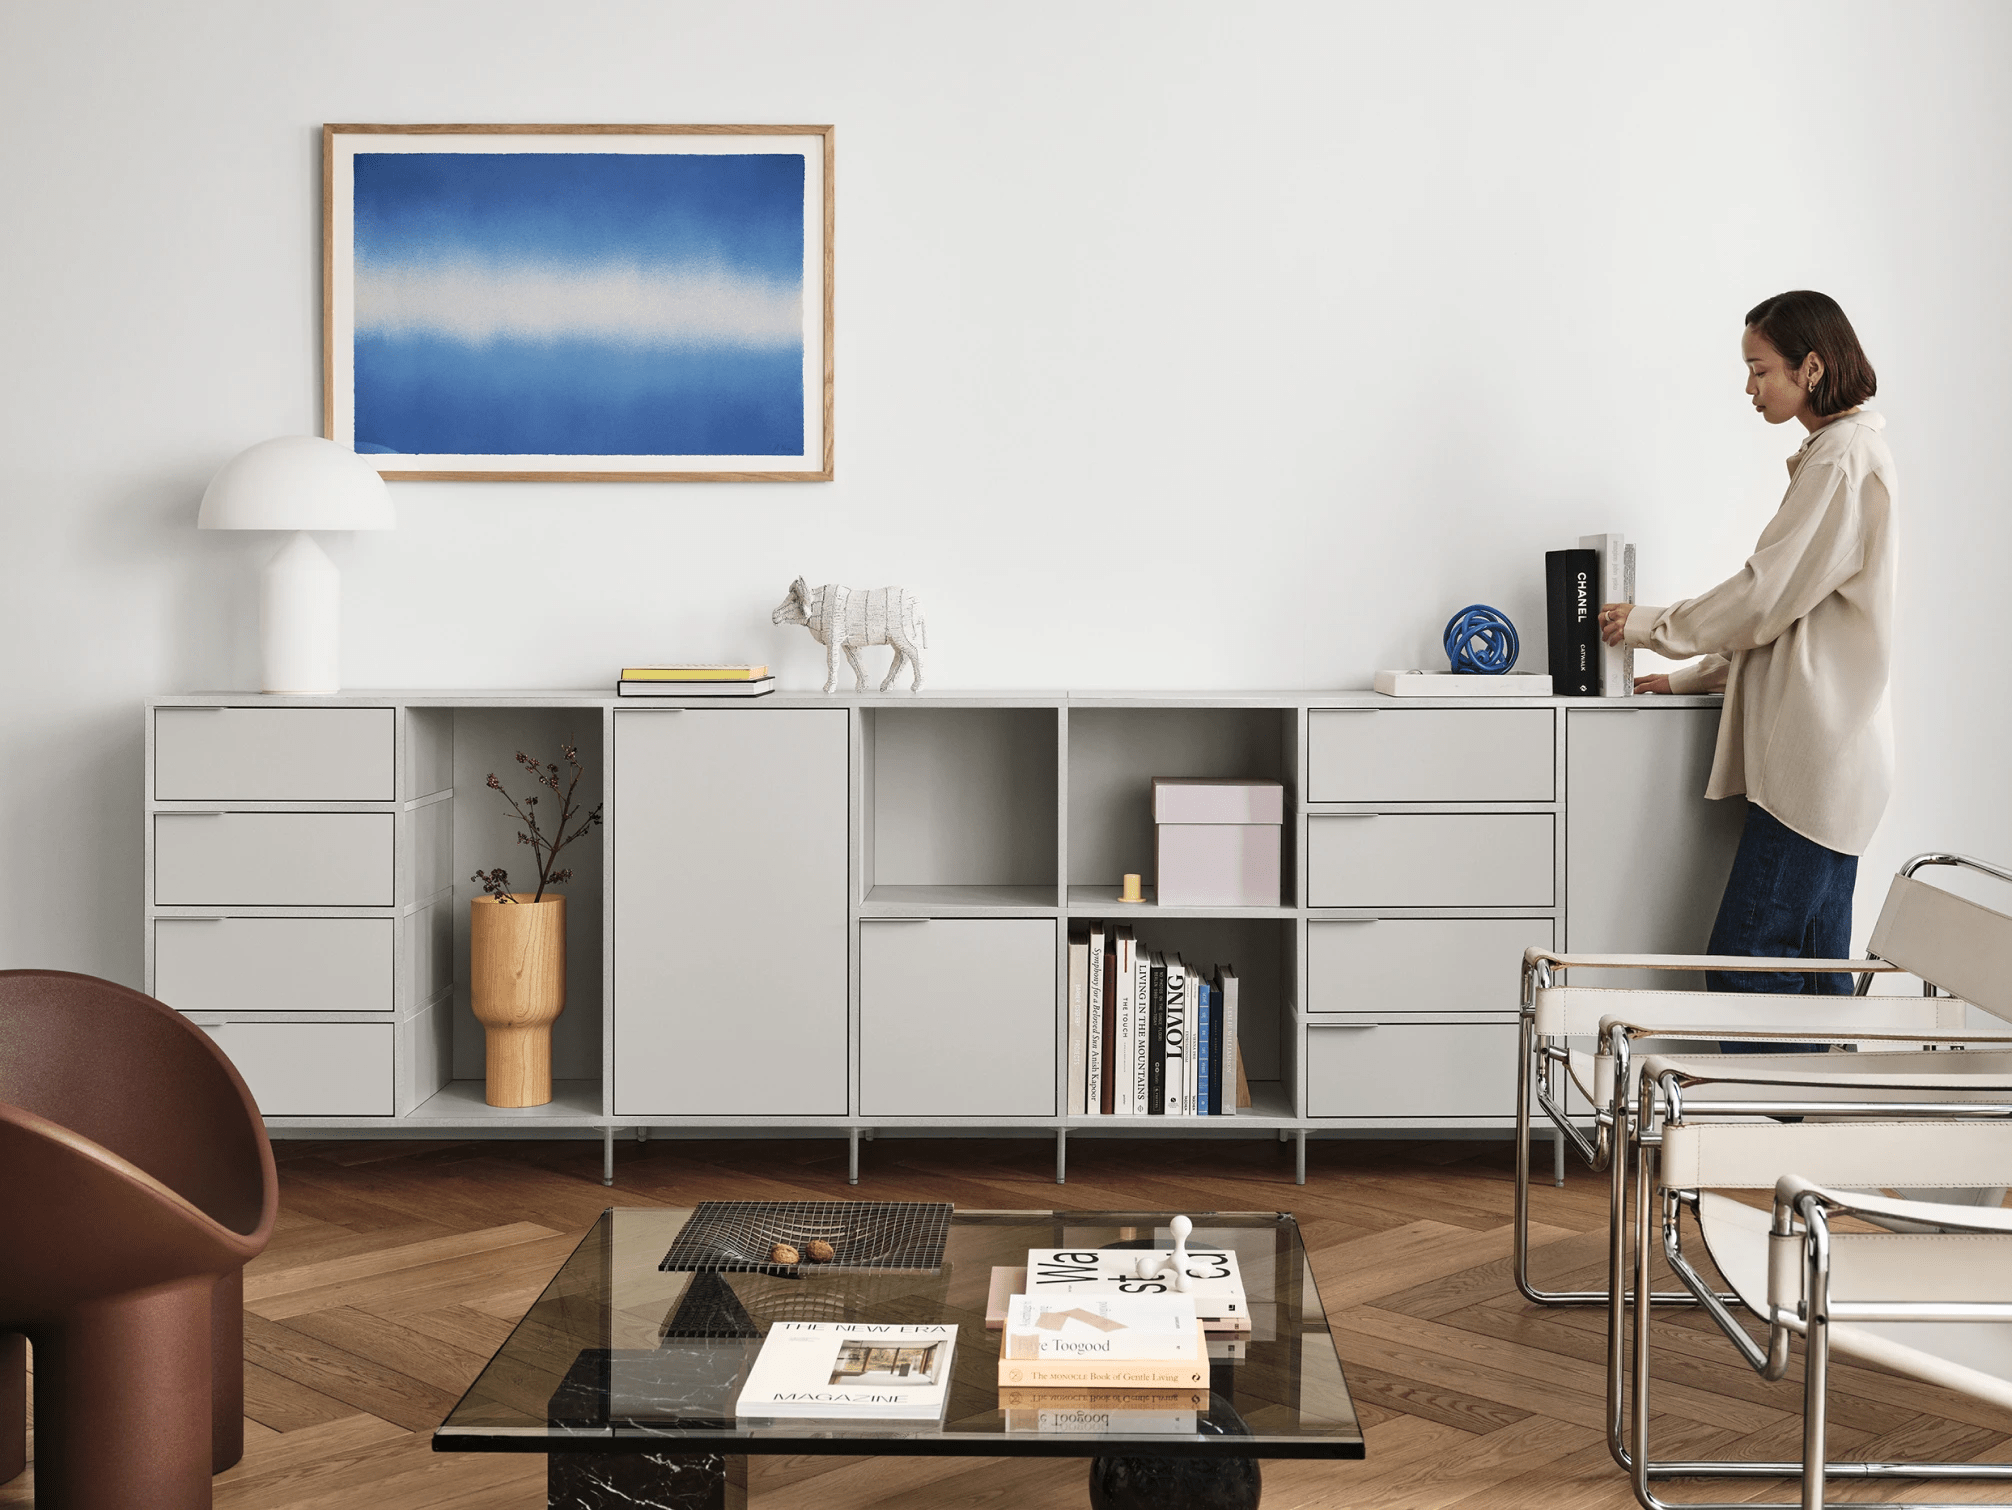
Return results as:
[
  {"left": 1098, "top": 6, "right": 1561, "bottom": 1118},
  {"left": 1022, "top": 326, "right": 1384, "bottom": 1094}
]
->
[
  {"left": 1067, "top": 923, "right": 1248, "bottom": 1117},
  {"left": 617, "top": 664, "right": 776, "bottom": 697}
]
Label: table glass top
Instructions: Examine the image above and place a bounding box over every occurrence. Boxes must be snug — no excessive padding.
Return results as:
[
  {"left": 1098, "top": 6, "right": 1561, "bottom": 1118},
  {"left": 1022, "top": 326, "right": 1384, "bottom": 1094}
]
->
[{"left": 435, "top": 1207, "right": 1362, "bottom": 1459}]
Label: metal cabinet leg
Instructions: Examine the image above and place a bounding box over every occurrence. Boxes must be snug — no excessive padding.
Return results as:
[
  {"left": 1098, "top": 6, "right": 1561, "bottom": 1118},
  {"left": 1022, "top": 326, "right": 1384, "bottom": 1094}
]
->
[
  {"left": 603, "top": 1127, "right": 615, "bottom": 1187},
  {"left": 1056, "top": 1128, "right": 1067, "bottom": 1184},
  {"left": 637, "top": 1126, "right": 649, "bottom": 1143},
  {"left": 1554, "top": 1129, "right": 1566, "bottom": 1188},
  {"left": 1295, "top": 1129, "right": 1307, "bottom": 1186},
  {"left": 848, "top": 1129, "right": 860, "bottom": 1186}
]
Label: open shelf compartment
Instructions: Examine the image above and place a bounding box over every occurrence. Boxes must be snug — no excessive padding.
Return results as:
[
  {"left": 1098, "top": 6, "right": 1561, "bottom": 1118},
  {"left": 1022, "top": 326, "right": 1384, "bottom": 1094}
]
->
[
  {"left": 861, "top": 706, "right": 1059, "bottom": 910},
  {"left": 1066, "top": 705, "right": 1297, "bottom": 909}
]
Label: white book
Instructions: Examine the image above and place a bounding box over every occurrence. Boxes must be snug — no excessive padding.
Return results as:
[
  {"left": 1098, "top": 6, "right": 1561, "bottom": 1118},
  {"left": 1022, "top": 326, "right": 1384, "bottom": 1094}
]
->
[
  {"left": 1221, "top": 965, "right": 1240, "bottom": 1109},
  {"left": 1175, "top": 970, "right": 1191, "bottom": 1111},
  {"left": 1581, "top": 532, "right": 1636, "bottom": 698},
  {"left": 1163, "top": 957, "right": 1186, "bottom": 1116},
  {"left": 1085, "top": 923, "right": 1106, "bottom": 1116},
  {"left": 1001, "top": 1292, "right": 1201, "bottom": 1361},
  {"left": 736, "top": 1322, "right": 957, "bottom": 1420},
  {"left": 1133, "top": 950, "right": 1151, "bottom": 1115},
  {"left": 1024, "top": 1242, "right": 1250, "bottom": 1331},
  {"left": 1113, "top": 929, "right": 1135, "bottom": 1115},
  {"left": 1066, "top": 931, "right": 1089, "bottom": 1116}
]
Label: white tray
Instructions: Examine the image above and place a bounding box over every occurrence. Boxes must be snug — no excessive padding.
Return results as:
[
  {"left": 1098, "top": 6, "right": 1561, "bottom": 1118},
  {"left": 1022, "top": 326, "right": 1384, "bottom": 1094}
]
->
[{"left": 1373, "top": 670, "right": 1554, "bottom": 697}]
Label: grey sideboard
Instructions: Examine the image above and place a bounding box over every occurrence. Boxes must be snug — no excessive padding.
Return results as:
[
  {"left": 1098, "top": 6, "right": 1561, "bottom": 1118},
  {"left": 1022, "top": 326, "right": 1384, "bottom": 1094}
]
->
[{"left": 142, "top": 689, "right": 1742, "bottom": 1183}]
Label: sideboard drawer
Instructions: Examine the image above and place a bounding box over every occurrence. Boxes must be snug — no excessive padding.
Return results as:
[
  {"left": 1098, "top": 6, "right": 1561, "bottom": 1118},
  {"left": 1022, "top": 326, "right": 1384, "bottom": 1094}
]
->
[
  {"left": 155, "top": 916, "right": 395, "bottom": 1014},
  {"left": 154, "top": 812, "right": 395, "bottom": 906},
  {"left": 1307, "top": 1020, "right": 1517, "bottom": 1118},
  {"left": 1308, "top": 708, "right": 1554, "bottom": 803},
  {"left": 197, "top": 1021, "right": 393, "bottom": 1117},
  {"left": 1308, "top": 916, "right": 1554, "bottom": 1015},
  {"left": 155, "top": 707, "right": 394, "bottom": 801},
  {"left": 1307, "top": 813, "right": 1554, "bottom": 907}
]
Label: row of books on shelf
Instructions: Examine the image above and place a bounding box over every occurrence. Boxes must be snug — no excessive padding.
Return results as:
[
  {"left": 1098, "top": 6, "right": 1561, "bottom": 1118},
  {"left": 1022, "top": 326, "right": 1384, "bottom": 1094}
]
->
[
  {"left": 1067, "top": 923, "right": 1247, "bottom": 1117},
  {"left": 618, "top": 664, "right": 775, "bottom": 697},
  {"left": 735, "top": 1235, "right": 1249, "bottom": 1424}
]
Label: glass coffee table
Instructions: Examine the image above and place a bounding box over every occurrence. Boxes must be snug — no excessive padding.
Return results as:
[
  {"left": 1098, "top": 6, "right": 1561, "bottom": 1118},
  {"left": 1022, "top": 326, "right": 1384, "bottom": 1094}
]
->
[{"left": 434, "top": 1207, "right": 1362, "bottom": 1509}]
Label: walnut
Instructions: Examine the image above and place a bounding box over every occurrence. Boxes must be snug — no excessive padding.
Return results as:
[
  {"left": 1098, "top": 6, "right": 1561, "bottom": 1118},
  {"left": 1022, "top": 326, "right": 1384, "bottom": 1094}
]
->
[
  {"left": 769, "top": 1243, "right": 800, "bottom": 1265},
  {"left": 804, "top": 1239, "right": 835, "bottom": 1263}
]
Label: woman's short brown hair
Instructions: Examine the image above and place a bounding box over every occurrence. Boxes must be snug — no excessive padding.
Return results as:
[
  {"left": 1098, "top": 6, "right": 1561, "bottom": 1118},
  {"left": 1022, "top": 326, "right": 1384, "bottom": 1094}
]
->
[{"left": 1745, "top": 290, "right": 1877, "bottom": 417}]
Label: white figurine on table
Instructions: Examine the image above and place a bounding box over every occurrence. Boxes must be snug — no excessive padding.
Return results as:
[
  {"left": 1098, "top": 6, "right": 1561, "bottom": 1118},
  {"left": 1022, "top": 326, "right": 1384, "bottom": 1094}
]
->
[{"left": 1133, "top": 1214, "right": 1195, "bottom": 1292}]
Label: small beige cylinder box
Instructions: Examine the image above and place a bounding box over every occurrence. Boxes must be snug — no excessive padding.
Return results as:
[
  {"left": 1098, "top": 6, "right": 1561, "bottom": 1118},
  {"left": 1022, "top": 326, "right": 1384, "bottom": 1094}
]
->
[{"left": 1152, "top": 778, "right": 1284, "bottom": 907}]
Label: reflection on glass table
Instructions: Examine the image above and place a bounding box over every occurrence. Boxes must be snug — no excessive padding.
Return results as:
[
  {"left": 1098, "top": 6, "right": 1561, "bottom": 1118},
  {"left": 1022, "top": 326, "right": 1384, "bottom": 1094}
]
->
[{"left": 434, "top": 1208, "right": 1361, "bottom": 1510}]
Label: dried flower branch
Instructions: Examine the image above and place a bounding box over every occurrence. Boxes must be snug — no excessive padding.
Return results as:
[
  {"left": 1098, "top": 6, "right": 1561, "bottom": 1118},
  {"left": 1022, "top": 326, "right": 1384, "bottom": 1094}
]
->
[{"left": 471, "top": 740, "right": 603, "bottom": 903}]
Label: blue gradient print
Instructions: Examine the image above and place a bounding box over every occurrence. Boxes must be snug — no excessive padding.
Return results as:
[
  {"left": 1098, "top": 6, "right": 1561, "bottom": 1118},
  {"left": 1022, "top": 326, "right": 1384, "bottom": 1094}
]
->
[{"left": 352, "top": 152, "right": 805, "bottom": 456}]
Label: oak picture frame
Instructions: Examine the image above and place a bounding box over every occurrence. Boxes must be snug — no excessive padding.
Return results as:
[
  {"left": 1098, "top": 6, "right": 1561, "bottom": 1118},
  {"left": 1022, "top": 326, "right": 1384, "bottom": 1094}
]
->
[{"left": 322, "top": 123, "right": 834, "bottom": 482}]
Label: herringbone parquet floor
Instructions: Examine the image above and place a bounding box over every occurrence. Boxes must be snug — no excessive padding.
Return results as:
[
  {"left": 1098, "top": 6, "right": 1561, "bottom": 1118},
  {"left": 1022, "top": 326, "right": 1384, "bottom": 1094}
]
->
[{"left": 5, "top": 1134, "right": 2010, "bottom": 1508}]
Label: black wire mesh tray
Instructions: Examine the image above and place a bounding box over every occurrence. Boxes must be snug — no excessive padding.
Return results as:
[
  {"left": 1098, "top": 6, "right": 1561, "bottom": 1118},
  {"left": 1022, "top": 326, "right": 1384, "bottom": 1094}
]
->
[{"left": 657, "top": 1199, "right": 953, "bottom": 1277}]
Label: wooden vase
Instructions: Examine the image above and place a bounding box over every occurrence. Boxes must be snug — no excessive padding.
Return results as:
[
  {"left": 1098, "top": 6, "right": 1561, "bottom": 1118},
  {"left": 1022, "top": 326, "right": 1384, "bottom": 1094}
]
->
[{"left": 469, "top": 894, "right": 566, "bottom": 1108}]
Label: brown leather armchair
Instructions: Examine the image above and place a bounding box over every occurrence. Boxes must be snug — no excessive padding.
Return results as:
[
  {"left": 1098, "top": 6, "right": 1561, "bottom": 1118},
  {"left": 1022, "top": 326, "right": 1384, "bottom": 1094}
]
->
[{"left": 0, "top": 969, "right": 277, "bottom": 1509}]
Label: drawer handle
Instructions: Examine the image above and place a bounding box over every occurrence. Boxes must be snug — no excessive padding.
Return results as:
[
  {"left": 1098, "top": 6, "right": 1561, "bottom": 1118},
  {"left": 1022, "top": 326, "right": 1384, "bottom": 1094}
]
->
[
  {"left": 1314, "top": 913, "right": 1379, "bottom": 924},
  {"left": 1317, "top": 1017, "right": 1380, "bottom": 1028},
  {"left": 161, "top": 810, "right": 229, "bottom": 818},
  {"left": 160, "top": 915, "right": 228, "bottom": 923},
  {"left": 1320, "top": 812, "right": 1380, "bottom": 820},
  {"left": 861, "top": 916, "right": 930, "bottom": 924},
  {"left": 188, "top": 1016, "right": 230, "bottom": 1029}
]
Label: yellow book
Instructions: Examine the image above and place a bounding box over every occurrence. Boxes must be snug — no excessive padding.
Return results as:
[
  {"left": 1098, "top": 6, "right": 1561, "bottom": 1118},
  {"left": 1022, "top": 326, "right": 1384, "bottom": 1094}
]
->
[{"left": 620, "top": 665, "right": 770, "bottom": 682}]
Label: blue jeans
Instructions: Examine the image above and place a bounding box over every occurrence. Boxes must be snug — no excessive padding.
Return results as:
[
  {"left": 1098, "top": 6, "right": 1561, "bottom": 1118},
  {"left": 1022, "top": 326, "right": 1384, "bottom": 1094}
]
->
[{"left": 1708, "top": 805, "right": 1859, "bottom": 1052}]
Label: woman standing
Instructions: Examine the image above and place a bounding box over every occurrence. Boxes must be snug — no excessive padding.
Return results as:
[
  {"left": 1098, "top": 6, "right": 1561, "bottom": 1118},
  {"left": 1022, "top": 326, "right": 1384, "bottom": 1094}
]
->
[{"left": 1598, "top": 290, "right": 1894, "bottom": 994}]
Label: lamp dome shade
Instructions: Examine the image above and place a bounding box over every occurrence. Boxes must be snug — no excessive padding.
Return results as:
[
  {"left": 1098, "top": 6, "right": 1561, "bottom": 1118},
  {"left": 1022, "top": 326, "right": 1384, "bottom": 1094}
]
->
[{"left": 198, "top": 436, "right": 395, "bottom": 531}]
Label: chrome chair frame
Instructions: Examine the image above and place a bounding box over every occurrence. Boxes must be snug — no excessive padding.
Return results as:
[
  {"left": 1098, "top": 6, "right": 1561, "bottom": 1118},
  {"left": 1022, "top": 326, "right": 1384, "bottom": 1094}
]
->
[
  {"left": 1623, "top": 1064, "right": 2012, "bottom": 1510},
  {"left": 1515, "top": 851, "right": 2012, "bottom": 1310}
]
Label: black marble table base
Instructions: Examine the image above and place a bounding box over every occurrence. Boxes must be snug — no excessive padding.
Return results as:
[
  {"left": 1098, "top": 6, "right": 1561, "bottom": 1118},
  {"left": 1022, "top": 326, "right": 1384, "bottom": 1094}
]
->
[
  {"left": 549, "top": 1451, "right": 746, "bottom": 1510},
  {"left": 1088, "top": 1453, "right": 1261, "bottom": 1510}
]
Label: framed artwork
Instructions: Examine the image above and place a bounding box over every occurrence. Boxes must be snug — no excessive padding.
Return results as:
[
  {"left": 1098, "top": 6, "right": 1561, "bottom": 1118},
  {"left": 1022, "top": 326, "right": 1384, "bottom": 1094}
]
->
[{"left": 322, "top": 124, "right": 833, "bottom": 481}]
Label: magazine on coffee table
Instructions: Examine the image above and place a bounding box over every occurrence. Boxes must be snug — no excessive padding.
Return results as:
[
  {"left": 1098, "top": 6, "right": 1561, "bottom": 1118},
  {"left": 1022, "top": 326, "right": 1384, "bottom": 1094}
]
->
[{"left": 735, "top": 1322, "right": 957, "bottom": 1421}]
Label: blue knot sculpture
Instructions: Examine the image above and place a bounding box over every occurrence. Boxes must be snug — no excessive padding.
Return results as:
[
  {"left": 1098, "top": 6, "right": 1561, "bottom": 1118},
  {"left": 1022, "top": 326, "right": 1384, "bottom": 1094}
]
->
[{"left": 1443, "top": 604, "right": 1519, "bottom": 675}]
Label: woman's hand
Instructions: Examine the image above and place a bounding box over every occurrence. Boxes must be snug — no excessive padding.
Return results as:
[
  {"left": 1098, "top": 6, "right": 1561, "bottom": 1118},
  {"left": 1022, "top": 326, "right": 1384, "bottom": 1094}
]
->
[
  {"left": 1598, "top": 602, "right": 1631, "bottom": 647},
  {"left": 1633, "top": 673, "right": 1673, "bottom": 694}
]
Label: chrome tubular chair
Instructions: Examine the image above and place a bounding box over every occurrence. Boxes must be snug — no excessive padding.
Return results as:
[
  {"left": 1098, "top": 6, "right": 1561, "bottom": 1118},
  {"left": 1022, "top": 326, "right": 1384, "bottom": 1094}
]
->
[
  {"left": 1515, "top": 851, "right": 2012, "bottom": 1310},
  {"left": 1629, "top": 1075, "right": 2012, "bottom": 1510},
  {"left": 1773, "top": 1172, "right": 2012, "bottom": 1510}
]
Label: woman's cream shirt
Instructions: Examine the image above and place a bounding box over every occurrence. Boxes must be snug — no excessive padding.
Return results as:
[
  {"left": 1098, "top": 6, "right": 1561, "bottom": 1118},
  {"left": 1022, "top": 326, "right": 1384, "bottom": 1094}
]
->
[{"left": 1624, "top": 411, "right": 1895, "bottom": 856}]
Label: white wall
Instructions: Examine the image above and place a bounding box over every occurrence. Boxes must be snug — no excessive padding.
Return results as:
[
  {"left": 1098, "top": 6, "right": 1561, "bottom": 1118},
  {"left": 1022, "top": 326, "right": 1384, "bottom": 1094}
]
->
[{"left": 3, "top": 0, "right": 2008, "bottom": 985}]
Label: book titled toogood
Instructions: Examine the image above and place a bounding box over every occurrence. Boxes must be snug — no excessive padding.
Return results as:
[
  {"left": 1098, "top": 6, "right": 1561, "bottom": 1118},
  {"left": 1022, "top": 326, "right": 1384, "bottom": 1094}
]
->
[
  {"left": 735, "top": 1322, "right": 957, "bottom": 1421},
  {"left": 998, "top": 1294, "right": 1207, "bottom": 1388},
  {"left": 1002, "top": 1293, "right": 1201, "bottom": 1362}
]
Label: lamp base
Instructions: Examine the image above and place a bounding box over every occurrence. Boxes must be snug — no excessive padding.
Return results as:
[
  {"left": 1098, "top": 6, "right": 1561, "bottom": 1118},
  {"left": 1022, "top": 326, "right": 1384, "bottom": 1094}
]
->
[{"left": 261, "top": 531, "right": 341, "bottom": 693}]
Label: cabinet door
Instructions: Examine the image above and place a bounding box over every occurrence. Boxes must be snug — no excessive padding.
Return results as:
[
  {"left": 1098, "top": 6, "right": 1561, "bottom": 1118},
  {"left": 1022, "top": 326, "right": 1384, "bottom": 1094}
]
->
[
  {"left": 613, "top": 709, "right": 849, "bottom": 1116},
  {"left": 860, "top": 919, "right": 1057, "bottom": 1117},
  {"left": 1566, "top": 707, "right": 1744, "bottom": 980}
]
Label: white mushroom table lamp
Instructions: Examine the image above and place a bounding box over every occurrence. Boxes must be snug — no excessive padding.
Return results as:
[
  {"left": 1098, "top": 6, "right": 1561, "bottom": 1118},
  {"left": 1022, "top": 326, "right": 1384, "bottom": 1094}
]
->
[{"left": 198, "top": 436, "right": 395, "bottom": 694}]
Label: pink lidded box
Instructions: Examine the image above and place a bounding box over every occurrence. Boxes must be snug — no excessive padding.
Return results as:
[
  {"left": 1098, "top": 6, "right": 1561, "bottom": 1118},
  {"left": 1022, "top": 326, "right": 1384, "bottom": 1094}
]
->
[{"left": 1152, "top": 779, "right": 1284, "bottom": 907}]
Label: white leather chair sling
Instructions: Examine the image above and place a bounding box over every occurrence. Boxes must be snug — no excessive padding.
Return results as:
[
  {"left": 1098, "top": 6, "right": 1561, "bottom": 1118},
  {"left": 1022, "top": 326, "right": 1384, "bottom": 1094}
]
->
[
  {"left": 1593, "top": 856, "right": 2012, "bottom": 1485},
  {"left": 1771, "top": 1172, "right": 2012, "bottom": 1510},
  {"left": 1631, "top": 1088, "right": 2012, "bottom": 1510},
  {"left": 1514, "top": 851, "right": 2012, "bottom": 1310}
]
